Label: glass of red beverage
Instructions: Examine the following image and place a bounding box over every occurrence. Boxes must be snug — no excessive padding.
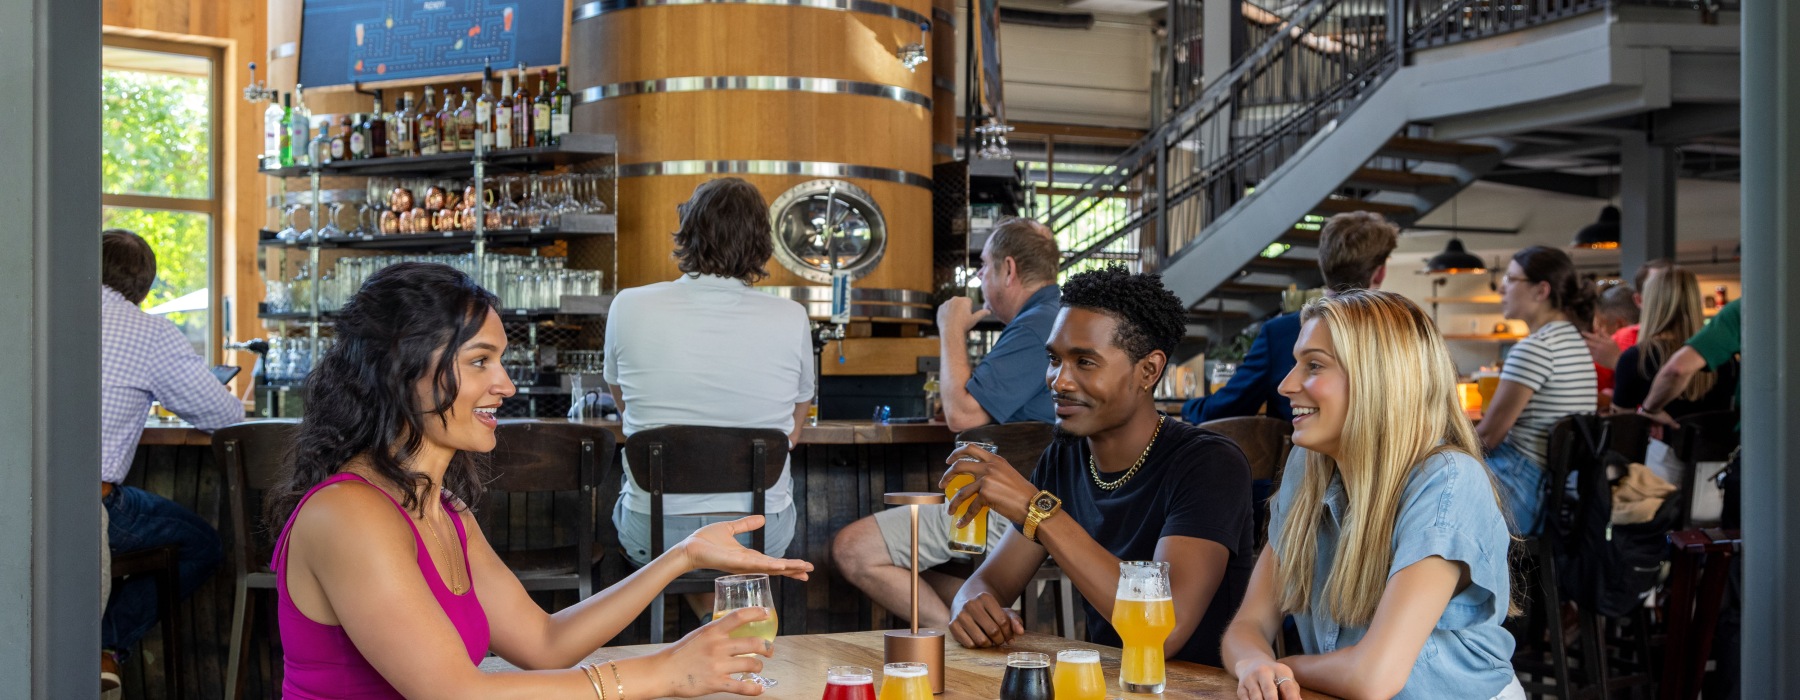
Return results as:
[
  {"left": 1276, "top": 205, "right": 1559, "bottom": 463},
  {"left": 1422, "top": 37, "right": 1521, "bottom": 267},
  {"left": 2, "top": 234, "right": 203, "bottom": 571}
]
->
[{"left": 822, "top": 665, "right": 877, "bottom": 700}]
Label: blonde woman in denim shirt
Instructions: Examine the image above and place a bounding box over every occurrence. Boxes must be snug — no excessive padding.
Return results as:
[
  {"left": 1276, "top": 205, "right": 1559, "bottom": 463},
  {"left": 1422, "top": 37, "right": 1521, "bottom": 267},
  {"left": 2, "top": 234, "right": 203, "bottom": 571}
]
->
[{"left": 1222, "top": 290, "right": 1521, "bottom": 700}]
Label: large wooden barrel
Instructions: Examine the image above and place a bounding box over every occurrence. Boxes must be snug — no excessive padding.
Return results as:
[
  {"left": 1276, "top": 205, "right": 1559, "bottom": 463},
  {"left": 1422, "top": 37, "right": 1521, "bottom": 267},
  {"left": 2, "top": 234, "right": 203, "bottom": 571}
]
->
[{"left": 569, "top": 0, "right": 938, "bottom": 294}]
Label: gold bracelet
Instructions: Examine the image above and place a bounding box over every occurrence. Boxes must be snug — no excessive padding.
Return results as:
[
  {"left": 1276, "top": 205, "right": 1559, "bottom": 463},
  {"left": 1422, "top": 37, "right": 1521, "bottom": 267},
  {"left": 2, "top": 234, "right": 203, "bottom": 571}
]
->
[
  {"left": 583, "top": 663, "right": 607, "bottom": 700},
  {"left": 608, "top": 660, "right": 625, "bottom": 700}
]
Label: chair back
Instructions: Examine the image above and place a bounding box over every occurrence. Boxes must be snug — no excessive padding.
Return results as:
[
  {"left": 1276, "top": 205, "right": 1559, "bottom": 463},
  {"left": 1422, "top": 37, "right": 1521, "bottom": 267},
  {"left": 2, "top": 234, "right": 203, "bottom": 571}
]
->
[
  {"left": 623, "top": 426, "right": 789, "bottom": 555},
  {"left": 956, "top": 422, "right": 1057, "bottom": 480},
  {"left": 488, "top": 420, "right": 616, "bottom": 595},
  {"left": 1197, "top": 416, "right": 1294, "bottom": 482},
  {"left": 1671, "top": 410, "right": 1740, "bottom": 528},
  {"left": 1542, "top": 412, "right": 1657, "bottom": 529},
  {"left": 213, "top": 419, "right": 302, "bottom": 581}
]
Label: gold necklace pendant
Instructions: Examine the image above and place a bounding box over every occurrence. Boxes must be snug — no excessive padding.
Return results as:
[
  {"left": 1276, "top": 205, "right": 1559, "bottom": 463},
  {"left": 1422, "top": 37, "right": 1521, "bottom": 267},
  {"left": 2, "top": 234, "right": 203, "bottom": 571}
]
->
[
  {"left": 421, "top": 511, "right": 466, "bottom": 594},
  {"left": 1088, "top": 415, "right": 1165, "bottom": 490}
]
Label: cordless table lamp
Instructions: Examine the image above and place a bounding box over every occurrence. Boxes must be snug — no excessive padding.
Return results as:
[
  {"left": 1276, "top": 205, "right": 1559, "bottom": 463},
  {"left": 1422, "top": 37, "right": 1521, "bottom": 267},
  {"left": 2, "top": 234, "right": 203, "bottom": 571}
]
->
[{"left": 883, "top": 491, "right": 947, "bottom": 694}]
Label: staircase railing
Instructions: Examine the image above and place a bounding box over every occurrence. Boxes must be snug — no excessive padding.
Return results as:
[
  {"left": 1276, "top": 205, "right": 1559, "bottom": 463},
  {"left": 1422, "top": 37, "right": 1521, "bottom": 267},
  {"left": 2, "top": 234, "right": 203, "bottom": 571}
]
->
[{"left": 1048, "top": 0, "right": 1618, "bottom": 275}]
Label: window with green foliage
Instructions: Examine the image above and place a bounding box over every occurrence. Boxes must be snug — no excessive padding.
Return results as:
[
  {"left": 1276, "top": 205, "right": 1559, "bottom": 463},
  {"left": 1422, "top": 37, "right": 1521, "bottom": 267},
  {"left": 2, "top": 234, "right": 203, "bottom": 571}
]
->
[{"left": 102, "top": 39, "right": 219, "bottom": 358}]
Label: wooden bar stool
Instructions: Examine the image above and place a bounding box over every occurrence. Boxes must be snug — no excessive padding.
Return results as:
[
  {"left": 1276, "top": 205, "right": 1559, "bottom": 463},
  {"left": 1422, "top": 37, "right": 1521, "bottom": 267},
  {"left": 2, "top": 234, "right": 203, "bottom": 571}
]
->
[
  {"left": 623, "top": 426, "right": 788, "bottom": 643},
  {"left": 109, "top": 544, "right": 182, "bottom": 697},
  {"left": 487, "top": 420, "right": 615, "bottom": 599},
  {"left": 215, "top": 419, "right": 301, "bottom": 700}
]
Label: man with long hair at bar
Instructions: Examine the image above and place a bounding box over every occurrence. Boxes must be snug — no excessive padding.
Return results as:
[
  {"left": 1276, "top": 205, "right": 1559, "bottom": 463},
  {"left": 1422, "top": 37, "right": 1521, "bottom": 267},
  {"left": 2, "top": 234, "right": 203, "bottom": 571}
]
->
[
  {"left": 264, "top": 262, "right": 812, "bottom": 698},
  {"left": 938, "top": 267, "right": 1255, "bottom": 667},
  {"left": 1223, "top": 290, "right": 1520, "bottom": 700}
]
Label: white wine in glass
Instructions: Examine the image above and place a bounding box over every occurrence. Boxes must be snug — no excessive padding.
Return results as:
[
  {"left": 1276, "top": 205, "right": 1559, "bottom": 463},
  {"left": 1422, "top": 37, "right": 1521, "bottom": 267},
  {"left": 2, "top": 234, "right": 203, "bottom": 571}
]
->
[{"left": 713, "top": 573, "right": 778, "bottom": 688}]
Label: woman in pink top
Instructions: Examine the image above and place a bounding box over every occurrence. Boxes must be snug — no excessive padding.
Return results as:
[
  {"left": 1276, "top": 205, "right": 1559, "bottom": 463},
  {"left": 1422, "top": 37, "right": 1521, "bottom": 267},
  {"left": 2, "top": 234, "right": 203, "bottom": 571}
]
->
[{"left": 265, "top": 262, "right": 813, "bottom": 698}]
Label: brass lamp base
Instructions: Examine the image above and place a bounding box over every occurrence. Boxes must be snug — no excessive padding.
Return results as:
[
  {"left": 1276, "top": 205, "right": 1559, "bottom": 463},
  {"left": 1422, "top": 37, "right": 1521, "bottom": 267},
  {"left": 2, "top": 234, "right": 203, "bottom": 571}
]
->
[{"left": 884, "top": 629, "right": 945, "bottom": 694}]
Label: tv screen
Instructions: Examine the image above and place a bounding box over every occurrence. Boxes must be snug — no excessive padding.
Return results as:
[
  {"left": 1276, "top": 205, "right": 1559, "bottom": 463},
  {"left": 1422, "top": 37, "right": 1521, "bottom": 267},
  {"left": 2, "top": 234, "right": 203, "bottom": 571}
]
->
[{"left": 299, "top": 0, "right": 566, "bottom": 89}]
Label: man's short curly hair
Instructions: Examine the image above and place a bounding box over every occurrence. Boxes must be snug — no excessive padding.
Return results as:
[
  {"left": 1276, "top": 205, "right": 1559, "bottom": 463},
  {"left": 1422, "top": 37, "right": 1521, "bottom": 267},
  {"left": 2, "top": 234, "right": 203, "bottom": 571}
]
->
[{"left": 1059, "top": 266, "right": 1187, "bottom": 378}]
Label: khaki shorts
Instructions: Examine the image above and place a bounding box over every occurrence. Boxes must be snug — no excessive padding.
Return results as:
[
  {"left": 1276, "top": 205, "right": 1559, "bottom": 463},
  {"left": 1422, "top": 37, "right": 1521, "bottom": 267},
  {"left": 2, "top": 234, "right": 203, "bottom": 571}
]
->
[{"left": 874, "top": 502, "right": 1012, "bottom": 569}]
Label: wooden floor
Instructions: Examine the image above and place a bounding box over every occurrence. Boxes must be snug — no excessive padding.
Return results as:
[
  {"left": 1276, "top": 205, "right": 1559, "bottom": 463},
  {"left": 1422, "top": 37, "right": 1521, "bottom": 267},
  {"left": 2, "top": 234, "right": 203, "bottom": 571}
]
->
[{"left": 116, "top": 439, "right": 958, "bottom": 699}]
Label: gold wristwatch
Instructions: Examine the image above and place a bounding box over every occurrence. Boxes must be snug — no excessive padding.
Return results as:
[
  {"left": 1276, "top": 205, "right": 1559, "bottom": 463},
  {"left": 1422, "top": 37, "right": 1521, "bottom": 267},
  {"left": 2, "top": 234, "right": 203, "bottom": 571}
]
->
[{"left": 1023, "top": 490, "right": 1063, "bottom": 542}]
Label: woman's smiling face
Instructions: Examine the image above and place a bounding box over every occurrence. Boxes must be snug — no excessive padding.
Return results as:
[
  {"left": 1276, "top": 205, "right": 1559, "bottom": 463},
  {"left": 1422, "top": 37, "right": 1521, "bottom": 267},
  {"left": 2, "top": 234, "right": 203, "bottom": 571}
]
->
[{"left": 1279, "top": 317, "right": 1350, "bottom": 461}]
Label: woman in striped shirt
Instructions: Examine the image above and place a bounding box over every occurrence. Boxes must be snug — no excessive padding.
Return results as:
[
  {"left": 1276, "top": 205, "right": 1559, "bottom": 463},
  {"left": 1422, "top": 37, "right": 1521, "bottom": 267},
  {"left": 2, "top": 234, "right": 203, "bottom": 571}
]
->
[{"left": 1477, "top": 246, "right": 1598, "bottom": 535}]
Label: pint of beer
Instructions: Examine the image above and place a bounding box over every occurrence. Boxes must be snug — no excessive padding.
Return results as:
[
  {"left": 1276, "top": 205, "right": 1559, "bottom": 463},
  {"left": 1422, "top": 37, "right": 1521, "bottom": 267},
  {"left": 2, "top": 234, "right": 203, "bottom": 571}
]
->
[
  {"left": 1112, "top": 561, "right": 1175, "bottom": 694},
  {"left": 946, "top": 440, "right": 998, "bottom": 554}
]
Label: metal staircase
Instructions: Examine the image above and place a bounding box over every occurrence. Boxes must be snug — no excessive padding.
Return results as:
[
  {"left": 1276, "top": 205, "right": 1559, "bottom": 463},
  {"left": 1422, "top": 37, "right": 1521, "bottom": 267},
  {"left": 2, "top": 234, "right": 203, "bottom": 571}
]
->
[{"left": 1043, "top": 0, "right": 1622, "bottom": 344}]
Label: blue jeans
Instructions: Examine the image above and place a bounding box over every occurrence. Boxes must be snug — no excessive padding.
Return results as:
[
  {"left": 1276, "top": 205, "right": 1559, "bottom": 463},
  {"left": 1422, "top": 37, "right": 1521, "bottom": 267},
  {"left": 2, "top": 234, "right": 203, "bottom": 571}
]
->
[
  {"left": 102, "top": 485, "right": 223, "bottom": 652},
  {"left": 1487, "top": 441, "right": 1546, "bottom": 536}
]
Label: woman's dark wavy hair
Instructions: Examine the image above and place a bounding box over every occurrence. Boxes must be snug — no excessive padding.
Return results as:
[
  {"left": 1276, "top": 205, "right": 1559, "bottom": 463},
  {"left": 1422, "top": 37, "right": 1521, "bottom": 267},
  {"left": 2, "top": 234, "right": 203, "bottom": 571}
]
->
[
  {"left": 1512, "top": 245, "right": 1599, "bottom": 331},
  {"left": 264, "top": 262, "right": 498, "bottom": 532},
  {"left": 671, "top": 177, "right": 773, "bottom": 283}
]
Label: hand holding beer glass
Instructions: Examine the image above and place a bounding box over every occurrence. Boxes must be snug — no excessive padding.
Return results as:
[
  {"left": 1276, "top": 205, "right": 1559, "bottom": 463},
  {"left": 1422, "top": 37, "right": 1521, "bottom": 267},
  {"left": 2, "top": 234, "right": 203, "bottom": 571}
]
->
[
  {"left": 1112, "top": 561, "right": 1175, "bottom": 694},
  {"left": 945, "top": 440, "right": 1000, "bottom": 554},
  {"left": 713, "top": 574, "right": 779, "bottom": 688}
]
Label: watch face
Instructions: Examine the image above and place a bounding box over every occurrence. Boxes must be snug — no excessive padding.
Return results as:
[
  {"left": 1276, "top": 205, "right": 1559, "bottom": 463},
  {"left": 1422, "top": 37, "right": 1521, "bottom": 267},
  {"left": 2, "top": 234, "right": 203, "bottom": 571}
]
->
[{"left": 1034, "top": 494, "right": 1058, "bottom": 511}]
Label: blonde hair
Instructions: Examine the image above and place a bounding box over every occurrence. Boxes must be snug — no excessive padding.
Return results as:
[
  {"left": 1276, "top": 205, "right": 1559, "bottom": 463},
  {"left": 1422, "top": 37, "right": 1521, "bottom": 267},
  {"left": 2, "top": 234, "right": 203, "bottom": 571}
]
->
[
  {"left": 1275, "top": 290, "right": 1510, "bottom": 625},
  {"left": 1637, "top": 267, "right": 1717, "bottom": 402}
]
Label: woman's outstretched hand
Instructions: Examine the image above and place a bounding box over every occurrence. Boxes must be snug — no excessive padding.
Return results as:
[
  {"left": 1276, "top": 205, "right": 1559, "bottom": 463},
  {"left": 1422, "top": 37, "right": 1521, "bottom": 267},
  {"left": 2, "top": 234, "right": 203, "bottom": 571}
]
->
[{"left": 678, "top": 516, "right": 814, "bottom": 580}]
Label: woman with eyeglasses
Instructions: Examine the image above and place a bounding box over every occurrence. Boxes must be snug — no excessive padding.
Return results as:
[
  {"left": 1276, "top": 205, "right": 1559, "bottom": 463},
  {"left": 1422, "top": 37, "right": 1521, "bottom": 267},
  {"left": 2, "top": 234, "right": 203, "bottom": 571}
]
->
[{"left": 1477, "top": 246, "right": 1599, "bottom": 535}]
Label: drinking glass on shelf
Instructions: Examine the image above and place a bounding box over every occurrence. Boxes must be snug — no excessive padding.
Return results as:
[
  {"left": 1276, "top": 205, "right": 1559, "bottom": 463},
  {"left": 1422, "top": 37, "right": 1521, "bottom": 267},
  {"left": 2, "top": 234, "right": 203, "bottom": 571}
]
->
[
  {"left": 713, "top": 573, "right": 778, "bottom": 688},
  {"left": 579, "top": 173, "right": 610, "bottom": 214},
  {"left": 878, "top": 663, "right": 930, "bottom": 700},
  {"left": 945, "top": 440, "right": 999, "bottom": 555},
  {"left": 822, "top": 666, "right": 876, "bottom": 700},
  {"left": 1112, "top": 560, "right": 1175, "bottom": 694},
  {"left": 999, "top": 652, "right": 1052, "bottom": 700},
  {"left": 1053, "top": 650, "right": 1106, "bottom": 700}
]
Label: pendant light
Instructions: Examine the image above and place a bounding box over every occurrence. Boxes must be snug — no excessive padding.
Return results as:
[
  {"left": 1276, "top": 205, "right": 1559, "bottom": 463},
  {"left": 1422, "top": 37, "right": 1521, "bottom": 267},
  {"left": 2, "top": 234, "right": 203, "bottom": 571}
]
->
[
  {"left": 1422, "top": 199, "right": 1486, "bottom": 274},
  {"left": 1572, "top": 204, "right": 1622, "bottom": 250}
]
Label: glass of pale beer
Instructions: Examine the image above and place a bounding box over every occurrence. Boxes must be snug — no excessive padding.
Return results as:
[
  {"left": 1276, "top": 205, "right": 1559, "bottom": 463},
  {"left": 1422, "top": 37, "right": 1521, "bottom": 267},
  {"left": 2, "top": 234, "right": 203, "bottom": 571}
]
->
[
  {"left": 714, "top": 573, "right": 779, "bottom": 688},
  {"left": 946, "top": 440, "right": 1000, "bottom": 554},
  {"left": 1111, "top": 561, "right": 1175, "bottom": 694}
]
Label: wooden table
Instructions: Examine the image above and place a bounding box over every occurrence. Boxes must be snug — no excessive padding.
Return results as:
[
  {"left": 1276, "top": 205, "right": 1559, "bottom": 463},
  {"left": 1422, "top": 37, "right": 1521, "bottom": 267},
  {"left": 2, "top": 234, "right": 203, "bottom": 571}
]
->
[
  {"left": 138, "top": 418, "right": 212, "bottom": 446},
  {"left": 138, "top": 418, "right": 956, "bottom": 447},
  {"left": 480, "top": 631, "right": 1332, "bottom": 699}
]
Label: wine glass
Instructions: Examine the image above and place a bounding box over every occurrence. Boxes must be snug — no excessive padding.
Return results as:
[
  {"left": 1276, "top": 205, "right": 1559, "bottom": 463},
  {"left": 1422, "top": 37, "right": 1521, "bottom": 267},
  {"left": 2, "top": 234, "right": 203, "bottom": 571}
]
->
[{"left": 713, "top": 573, "right": 778, "bottom": 688}]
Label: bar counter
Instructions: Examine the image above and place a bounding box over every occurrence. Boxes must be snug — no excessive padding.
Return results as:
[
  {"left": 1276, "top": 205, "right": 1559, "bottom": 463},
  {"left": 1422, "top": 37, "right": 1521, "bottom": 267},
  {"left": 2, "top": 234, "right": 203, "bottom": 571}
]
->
[{"left": 138, "top": 417, "right": 957, "bottom": 447}]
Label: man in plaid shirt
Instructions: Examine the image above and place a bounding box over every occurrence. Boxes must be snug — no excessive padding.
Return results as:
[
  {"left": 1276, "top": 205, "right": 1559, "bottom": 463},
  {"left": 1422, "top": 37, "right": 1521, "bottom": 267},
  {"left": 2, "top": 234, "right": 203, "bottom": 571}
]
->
[{"left": 99, "top": 229, "right": 242, "bottom": 688}]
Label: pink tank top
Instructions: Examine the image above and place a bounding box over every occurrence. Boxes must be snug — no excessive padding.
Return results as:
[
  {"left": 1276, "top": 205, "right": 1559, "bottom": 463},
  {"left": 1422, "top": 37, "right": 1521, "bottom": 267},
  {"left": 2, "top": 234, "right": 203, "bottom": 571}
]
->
[{"left": 273, "top": 473, "right": 490, "bottom": 698}]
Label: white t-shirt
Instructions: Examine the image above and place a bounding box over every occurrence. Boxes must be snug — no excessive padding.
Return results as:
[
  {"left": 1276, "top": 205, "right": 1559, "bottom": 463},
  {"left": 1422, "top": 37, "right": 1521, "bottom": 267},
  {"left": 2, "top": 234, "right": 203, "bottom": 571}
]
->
[
  {"left": 1500, "top": 320, "right": 1597, "bottom": 464},
  {"left": 604, "top": 274, "right": 815, "bottom": 515}
]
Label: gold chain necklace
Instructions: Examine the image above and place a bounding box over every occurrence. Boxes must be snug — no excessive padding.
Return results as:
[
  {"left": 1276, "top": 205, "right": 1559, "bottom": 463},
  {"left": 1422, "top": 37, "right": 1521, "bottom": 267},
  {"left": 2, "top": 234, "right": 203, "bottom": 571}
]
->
[
  {"left": 1088, "top": 415, "right": 1165, "bottom": 490},
  {"left": 420, "top": 508, "right": 466, "bottom": 594}
]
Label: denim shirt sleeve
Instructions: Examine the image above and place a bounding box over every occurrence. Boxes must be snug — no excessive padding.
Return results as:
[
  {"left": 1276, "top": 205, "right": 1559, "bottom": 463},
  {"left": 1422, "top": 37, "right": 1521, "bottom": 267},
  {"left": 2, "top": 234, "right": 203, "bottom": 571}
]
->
[{"left": 1389, "top": 451, "right": 1513, "bottom": 630}]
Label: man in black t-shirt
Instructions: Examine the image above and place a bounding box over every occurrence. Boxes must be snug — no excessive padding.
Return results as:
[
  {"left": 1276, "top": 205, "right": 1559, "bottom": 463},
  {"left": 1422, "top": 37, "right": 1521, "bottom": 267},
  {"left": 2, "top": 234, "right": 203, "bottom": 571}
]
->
[{"left": 941, "top": 267, "right": 1254, "bottom": 667}]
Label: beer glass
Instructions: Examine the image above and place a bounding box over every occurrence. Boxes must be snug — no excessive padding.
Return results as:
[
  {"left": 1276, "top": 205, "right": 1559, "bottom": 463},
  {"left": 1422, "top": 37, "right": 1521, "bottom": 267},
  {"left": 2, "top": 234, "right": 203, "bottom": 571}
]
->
[
  {"left": 945, "top": 440, "right": 999, "bottom": 554},
  {"left": 879, "top": 662, "right": 931, "bottom": 700},
  {"left": 1112, "top": 560, "right": 1175, "bottom": 694},
  {"left": 999, "top": 652, "right": 1052, "bottom": 700},
  {"left": 821, "top": 666, "right": 877, "bottom": 700},
  {"left": 713, "top": 574, "right": 778, "bottom": 688},
  {"left": 1054, "top": 649, "right": 1106, "bottom": 700}
]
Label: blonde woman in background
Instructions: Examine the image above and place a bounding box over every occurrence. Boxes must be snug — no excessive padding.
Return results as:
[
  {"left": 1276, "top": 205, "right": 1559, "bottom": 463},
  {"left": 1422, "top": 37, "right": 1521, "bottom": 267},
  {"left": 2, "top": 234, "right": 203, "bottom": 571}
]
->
[
  {"left": 1612, "top": 266, "right": 1737, "bottom": 418},
  {"left": 1222, "top": 290, "right": 1520, "bottom": 700}
]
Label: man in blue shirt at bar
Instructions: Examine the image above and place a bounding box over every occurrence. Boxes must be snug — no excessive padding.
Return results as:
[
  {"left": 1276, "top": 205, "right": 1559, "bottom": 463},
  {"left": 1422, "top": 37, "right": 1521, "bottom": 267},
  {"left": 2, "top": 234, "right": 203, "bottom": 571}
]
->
[
  {"left": 833, "top": 217, "right": 1061, "bottom": 628},
  {"left": 1182, "top": 211, "right": 1398, "bottom": 424}
]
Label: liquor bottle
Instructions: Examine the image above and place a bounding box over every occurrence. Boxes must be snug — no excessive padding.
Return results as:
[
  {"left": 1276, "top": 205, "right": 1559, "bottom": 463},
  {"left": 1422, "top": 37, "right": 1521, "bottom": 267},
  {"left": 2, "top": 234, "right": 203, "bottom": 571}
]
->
[
  {"left": 551, "top": 67, "right": 573, "bottom": 145},
  {"left": 289, "top": 86, "right": 312, "bottom": 167},
  {"left": 456, "top": 87, "right": 477, "bottom": 152},
  {"left": 264, "top": 93, "right": 284, "bottom": 168},
  {"left": 436, "top": 87, "right": 458, "bottom": 153},
  {"left": 329, "top": 114, "right": 349, "bottom": 163},
  {"left": 367, "top": 92, "right": 388, "bottom": 159},
  {"left": 512, "top": 64, "right": 532, "bottom": 148},
  {"left": 533, "top": 69, "right": 553, "bottom": 147},
  {"left": 350, "top": 113, "right": 370, "bottom": 160},
  {"left": 495, "top": 73, "right": 515, "bottom": 150},
  {"left": 393, "top": 92, "right": 416, "bottom": 157},
  {"left": 417, "top": 87, "right": 441, "bottom": 156},
  {"left": 476, "top": 66, "right": 497, "bottom": 151},
  {"left": 309, "top": 117, "right": 330, "bottom": 166},
  {"left": 278, "top": 92, "right": 294, "bottom": 167}
]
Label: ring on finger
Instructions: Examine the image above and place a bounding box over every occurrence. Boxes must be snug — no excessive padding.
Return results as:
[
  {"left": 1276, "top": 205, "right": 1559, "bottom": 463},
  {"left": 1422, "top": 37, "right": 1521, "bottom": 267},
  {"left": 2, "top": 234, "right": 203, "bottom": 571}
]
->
[{"left": 1273, "top": 677, "right": 1291, "bottom": 687}]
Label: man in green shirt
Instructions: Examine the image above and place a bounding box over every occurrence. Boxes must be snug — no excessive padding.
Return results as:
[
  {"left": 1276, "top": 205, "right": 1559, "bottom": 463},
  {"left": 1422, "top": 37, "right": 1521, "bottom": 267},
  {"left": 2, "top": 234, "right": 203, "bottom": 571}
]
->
[{"left": 1639, "top": 297, "right": 1741, "bottom": 427}]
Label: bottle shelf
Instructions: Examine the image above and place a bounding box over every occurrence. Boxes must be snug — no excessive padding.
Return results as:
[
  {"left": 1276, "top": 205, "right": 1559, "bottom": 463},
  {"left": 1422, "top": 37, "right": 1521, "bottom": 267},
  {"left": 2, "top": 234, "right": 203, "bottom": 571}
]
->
[
  {"left": 258, "top": 216, "right": 616, "bottom": 250},
  {"left": 257, "top": 133, "right": 617, "bottom": 179},
  {"left": 259, "top": 300, "right": 610, "bottom": 323}
]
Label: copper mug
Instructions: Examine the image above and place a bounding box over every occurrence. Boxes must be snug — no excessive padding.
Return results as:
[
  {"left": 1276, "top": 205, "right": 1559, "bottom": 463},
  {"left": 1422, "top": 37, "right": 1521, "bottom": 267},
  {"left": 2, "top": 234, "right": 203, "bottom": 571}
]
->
[
  {"left": 388, "top": 187, "right": 415, "bottom": 213},
  {"left": 379, "top": 209, "right": 400, "bottom": 234},
  {"left": 424, "top": 186, "right": 447, "bottom": 211}
]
